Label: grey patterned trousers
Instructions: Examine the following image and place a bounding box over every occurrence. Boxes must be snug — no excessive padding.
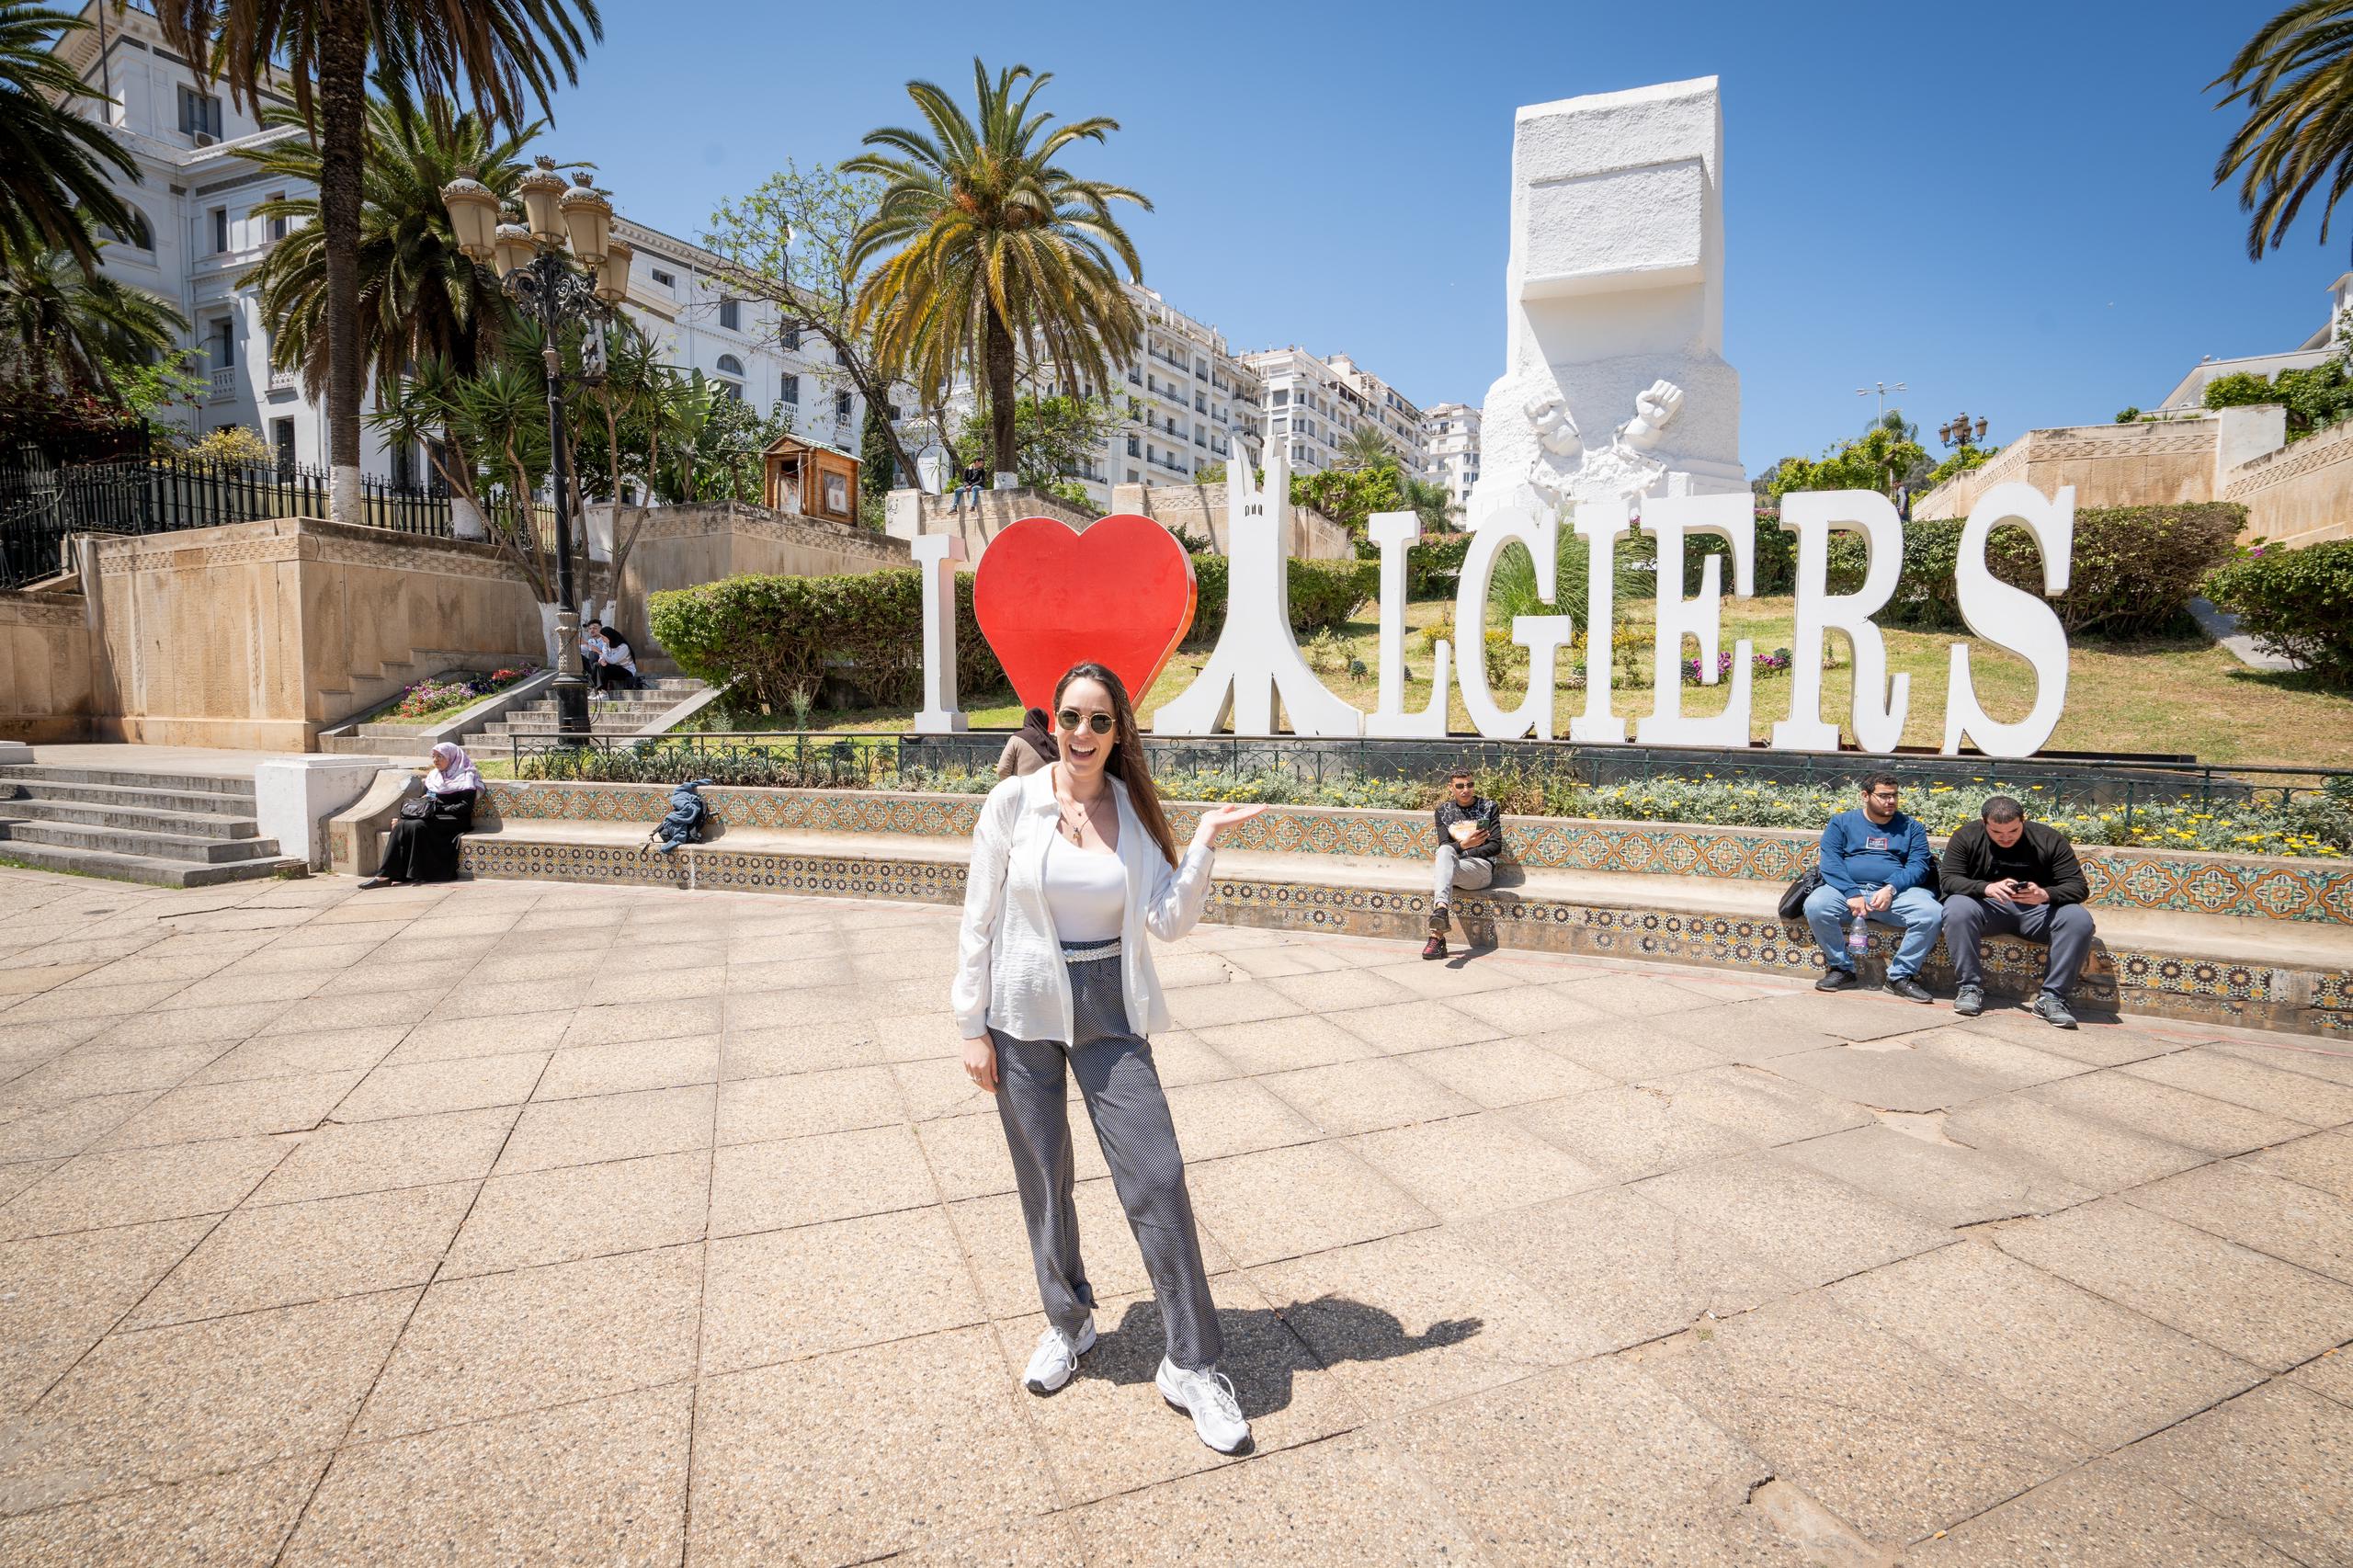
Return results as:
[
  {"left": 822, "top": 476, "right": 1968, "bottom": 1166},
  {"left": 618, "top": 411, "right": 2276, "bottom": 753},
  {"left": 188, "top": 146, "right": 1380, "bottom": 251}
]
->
[{"left": 990, "top": 945, "right": 1224, "bottom": 1371}]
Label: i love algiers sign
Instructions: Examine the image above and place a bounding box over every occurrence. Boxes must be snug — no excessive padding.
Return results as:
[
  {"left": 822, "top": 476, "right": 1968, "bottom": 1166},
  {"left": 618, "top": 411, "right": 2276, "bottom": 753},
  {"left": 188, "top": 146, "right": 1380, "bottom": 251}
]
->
[{"left": 906, "top": 453, "right": 2075, "bottom": 760}]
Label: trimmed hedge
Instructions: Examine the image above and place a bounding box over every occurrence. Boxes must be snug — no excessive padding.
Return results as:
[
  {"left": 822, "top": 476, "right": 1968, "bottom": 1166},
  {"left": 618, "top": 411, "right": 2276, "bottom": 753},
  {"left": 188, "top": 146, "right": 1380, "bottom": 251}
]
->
[
  {"left": 2204, "top": 539, "right": 2353, "bottom": 689},
  {"left": 1188, "top": 555, "right": 1378, "bottom": 644},
  {"left": 648, "top": 569, "right": 1006, "bottom": 712},
  {"left": 1813, "top": 503, "right": 2244, "bottom": 637}
]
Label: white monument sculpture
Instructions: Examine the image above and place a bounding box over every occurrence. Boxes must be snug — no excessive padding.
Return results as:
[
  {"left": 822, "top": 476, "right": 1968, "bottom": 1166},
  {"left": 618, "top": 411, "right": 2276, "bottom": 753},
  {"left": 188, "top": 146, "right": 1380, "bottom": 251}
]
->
[
  {"left": 1469, "top": 75, "right": 1747, "bottom": 526},
  {"left": 908, "top": 74, "right": 2082, "bottom": 762}
]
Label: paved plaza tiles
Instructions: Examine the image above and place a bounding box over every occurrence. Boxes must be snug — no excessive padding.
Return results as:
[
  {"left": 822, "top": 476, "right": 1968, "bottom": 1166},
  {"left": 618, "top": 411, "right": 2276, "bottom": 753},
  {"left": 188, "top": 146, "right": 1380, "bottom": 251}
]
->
[{"left": 0, "top": 866, "right": 2347, "bottom": 1565}]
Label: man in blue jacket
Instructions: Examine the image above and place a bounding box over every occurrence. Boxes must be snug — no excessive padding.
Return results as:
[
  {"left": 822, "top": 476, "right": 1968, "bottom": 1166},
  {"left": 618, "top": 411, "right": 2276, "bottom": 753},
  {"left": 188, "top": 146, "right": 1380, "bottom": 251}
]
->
[{"left": 1802, "top": 770, "right": 1941, "bottom": 1002}]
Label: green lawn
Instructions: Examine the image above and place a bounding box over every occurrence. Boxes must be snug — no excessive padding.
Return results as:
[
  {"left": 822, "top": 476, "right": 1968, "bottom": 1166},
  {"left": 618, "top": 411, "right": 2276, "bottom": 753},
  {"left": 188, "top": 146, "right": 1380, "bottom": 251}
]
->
[{"left": 774, "top": 594, "right": 2353, "bottom": 769}]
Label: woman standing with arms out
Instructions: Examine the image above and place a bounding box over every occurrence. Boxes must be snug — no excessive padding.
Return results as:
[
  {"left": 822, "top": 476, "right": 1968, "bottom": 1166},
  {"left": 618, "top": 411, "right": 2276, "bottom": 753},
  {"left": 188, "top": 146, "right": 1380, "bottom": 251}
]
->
[
  {"left": 954, "top": 662, "right": 1265, "bottom": 1454},
  {"left": 362, "top": 743, "right": 481, "bottom": 888}
]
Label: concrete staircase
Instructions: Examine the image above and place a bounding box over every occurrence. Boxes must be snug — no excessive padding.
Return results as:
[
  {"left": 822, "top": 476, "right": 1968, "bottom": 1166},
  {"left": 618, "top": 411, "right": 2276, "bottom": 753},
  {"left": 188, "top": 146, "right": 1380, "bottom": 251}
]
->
[
  {"left": 0, "top": 766, "right": 304, "bottom": 887},
  {"left": 471, "top": 677, "right": 707, "bottom": 750}
]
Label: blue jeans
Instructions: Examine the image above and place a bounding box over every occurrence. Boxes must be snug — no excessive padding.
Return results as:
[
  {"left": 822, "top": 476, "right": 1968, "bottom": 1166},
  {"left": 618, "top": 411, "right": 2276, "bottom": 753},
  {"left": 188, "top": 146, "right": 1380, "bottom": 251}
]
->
[{"left": 1802, "top": 882, "right": 1942, "bottom": 981}]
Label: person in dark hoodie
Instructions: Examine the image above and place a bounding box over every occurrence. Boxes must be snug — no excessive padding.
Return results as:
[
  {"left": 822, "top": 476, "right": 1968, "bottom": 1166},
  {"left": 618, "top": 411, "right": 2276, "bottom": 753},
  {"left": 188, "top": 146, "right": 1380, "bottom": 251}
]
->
[
  {"left": 996, "top": 707, "right": 1060, "bottom": 778},
  {"left": 1938, "top": 794, "right": 2094, "bottom": 1029},
  {"left": 1803, "top": 770, "right": 1941, "bottom": 1002}
]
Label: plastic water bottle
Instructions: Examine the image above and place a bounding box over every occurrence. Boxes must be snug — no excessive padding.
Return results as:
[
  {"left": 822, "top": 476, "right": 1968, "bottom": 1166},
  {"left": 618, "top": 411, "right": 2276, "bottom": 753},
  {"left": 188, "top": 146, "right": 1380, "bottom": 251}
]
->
[{"left": 1847, "top": 915, "right": 1870, "bottom": 959}]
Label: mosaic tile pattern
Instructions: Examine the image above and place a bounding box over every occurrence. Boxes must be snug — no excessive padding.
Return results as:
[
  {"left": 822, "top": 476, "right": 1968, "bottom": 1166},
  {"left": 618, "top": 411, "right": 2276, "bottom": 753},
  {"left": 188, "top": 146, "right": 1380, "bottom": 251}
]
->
[
  {"left": 482, "top": 781, "right": 2353, "bottom": 927},
  {"left": 455, "top": 835, "right": 2347, "bottom": 1039}
]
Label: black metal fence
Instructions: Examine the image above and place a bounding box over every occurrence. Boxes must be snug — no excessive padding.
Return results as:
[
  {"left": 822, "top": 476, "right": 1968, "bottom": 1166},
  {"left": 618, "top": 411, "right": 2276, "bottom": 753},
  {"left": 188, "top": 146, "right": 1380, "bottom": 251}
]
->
[
  {"left": 502, "top": 728, "right": 2353, "bottom": 822},
  {"left": 0, "top": 455, "right": 548, "bottom": 588}
]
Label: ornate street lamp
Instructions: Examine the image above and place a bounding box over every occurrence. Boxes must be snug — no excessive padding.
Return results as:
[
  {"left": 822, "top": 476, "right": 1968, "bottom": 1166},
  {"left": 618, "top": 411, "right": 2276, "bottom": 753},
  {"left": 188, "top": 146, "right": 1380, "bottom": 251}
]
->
[
  {"left": 1938, "top": 413, "right": 1991, "bottom": 449},
  {"left": 442, "top": 155, "right": 631, "bottom": 743}
]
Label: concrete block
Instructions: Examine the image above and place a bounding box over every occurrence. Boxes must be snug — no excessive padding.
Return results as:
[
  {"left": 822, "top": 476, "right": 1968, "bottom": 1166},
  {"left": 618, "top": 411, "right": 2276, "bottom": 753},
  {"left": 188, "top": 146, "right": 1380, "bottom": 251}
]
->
[{"left": 256, "top": 756, "right": 395, "bottom": 870}]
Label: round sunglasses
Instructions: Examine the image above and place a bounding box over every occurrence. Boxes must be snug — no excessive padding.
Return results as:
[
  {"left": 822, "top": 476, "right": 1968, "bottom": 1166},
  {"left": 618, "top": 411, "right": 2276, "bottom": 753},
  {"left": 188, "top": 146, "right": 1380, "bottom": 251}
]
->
[{"left": 1056, "top": 708, "right": 1115, "bottom": 735}]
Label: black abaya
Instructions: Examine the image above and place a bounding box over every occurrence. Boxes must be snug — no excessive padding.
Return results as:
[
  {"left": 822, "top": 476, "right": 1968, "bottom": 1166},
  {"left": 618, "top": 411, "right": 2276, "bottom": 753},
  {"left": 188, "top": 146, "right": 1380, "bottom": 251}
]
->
[{"left": 377, "top": 788, "right": 477, "bottom": 882}]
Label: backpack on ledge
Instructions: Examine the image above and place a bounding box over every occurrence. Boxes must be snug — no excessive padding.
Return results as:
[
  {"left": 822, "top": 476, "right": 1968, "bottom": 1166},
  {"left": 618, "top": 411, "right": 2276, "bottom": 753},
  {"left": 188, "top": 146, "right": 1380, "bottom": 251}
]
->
[{"left": 648, "top": 778, "right": 715, "bottom": 856}]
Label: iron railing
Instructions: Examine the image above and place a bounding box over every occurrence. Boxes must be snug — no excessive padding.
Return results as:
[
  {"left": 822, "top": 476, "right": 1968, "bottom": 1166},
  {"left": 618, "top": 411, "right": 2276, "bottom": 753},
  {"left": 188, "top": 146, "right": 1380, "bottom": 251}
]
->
[
  {"left": 502, "top": 729, "right": 2353, "bottom": 824},
  {"left": 0, "top": 456, "right": 551, "bottom": 587}
]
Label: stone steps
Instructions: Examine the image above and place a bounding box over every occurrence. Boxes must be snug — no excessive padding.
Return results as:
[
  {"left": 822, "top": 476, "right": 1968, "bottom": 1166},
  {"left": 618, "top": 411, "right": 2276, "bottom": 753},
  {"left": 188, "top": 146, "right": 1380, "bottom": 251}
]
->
[
  {"left": 0, "top": 777, "right": 259, "bottom": 817},
  {"left": 0, "top": 838, "right": 295, "bottom": 887},
  {"left": 0, "top": 818, "right": 286, "bottom": 864},
  {"left": 0, "top": 798, "right": 258, "bottom": 839},
  {"left": 0, "top": 764, "right": 301, "bottom": 888}
]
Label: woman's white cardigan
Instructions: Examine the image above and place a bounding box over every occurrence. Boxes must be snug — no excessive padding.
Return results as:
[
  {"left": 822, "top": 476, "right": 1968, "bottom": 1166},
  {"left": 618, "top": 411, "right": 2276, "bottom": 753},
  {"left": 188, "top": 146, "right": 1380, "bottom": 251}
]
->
[{"left": 952, "top": 767, "right": 1216, "bottom": 1043}]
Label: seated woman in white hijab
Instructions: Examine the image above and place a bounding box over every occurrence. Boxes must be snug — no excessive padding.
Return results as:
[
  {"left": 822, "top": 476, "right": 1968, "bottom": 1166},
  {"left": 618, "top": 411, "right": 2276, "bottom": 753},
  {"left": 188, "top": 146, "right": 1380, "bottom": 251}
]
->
[{"left": 364, "top": 743, "right": 483, "bottom": 888}]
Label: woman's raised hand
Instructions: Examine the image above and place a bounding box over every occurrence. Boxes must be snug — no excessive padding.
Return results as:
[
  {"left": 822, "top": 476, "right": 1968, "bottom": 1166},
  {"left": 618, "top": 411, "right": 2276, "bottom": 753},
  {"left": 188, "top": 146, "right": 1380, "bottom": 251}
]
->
[{"left": 1195, "top": 802, "right": 1267, "bottom": 844}]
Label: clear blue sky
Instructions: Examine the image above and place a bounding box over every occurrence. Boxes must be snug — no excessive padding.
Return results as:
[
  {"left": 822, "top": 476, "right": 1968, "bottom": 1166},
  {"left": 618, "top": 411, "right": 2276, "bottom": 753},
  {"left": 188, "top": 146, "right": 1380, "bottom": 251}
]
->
[{"left": 551, "top": 0, "right": 2336, "bottom": 473}]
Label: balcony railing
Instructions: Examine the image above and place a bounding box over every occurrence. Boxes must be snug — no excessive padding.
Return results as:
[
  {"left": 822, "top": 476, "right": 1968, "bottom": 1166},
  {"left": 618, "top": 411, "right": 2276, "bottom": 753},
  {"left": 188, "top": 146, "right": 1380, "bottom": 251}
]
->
[{"left": 207, "top": 367, "right": 237, "bottom": 401}]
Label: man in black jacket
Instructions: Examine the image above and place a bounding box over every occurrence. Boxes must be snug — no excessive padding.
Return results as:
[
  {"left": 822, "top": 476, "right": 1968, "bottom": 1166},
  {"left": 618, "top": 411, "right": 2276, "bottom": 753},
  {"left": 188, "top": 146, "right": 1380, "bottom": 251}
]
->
[
  {"left": 1938, "top": 795, "right": 2096, "bottom": 1028},
  {"left": 1426, "top": 768, "right": 1504, "bottom": 960}
]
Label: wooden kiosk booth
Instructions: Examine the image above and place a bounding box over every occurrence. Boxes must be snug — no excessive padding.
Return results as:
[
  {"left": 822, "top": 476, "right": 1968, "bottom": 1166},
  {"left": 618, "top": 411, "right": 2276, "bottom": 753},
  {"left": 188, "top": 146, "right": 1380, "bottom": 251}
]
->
[{"left": 761, "top": 433, "right": 861, "bottom": 525}]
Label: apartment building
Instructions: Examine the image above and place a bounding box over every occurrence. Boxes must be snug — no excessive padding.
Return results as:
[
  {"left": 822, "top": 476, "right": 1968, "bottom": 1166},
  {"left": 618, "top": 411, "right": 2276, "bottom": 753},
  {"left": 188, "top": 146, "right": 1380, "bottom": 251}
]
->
[
  {"left": 46, "top": 0, "right": 886, "bottom": 488},
  {"left": 1421, "top": 402, "right": 1482, "bottom": 512},
  {"left": 1240, "top": 346, "right": 1424, "bottom": 476}
]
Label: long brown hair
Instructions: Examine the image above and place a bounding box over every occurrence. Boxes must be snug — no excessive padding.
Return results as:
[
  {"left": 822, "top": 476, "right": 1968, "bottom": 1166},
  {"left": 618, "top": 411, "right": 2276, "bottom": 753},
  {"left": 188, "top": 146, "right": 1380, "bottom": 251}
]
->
[{"left": 1053, "top": 661, "right": 1178, "bottom": 868}]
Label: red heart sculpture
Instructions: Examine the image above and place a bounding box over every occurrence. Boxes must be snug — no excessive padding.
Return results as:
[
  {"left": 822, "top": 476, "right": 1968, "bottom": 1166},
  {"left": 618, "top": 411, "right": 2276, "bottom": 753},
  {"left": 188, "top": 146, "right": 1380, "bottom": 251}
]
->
[{"left": 972, "top": 513, "right": 1197, "bottom": 716}]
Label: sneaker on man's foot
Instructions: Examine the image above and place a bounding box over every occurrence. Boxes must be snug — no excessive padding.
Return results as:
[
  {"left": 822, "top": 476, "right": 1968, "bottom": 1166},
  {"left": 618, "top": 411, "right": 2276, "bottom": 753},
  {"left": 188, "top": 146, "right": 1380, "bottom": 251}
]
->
[
  {"left": 1953, "top": 983, "right": 1985, "bottom": 1017},
  {"left": 1888, "top": 975, "right": 1935, "bottom": 1005},
  {"left": 1022, "top": 1317, "right": 1095, "bottom": 1394},
  {"left": 1421, "top": 933, "right": 1448, "bottom": 960},
  {"left": 1156, "top": 1358, "right": 1251, "bottom": 1454},
  {"left": 1815, "top": 966, "right": 1859, "bottom": 993},
  {"left": 2033, "top": 993, "right": 2079, "bottom": 1030}
]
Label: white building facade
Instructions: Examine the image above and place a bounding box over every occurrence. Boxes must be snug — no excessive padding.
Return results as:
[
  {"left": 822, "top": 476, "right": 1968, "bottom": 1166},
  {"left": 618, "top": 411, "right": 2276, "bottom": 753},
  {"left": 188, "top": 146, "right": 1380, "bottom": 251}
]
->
[
  {"left": 1421, "top": 401, "right": 1482, "bottom": 512},
  {"left": 48, "top": 0, "right": 884, "bottom": 492},
  {"left": 1240, "top": 346, "right": 1425, "bottom": 476}
]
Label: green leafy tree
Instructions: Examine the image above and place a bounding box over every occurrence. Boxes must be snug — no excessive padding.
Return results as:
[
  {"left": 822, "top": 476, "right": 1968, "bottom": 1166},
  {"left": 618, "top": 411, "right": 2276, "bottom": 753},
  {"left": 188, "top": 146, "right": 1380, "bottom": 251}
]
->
[
  {"left": 860, "top": 398, "right": 897, "bottom": 500},
  {"left": 153, "top": 0, "right": 602, "bottom": 518},
  {"left": 0, "top": 3, "right": 140, "bottom": 272},
  {"left": 1925, "top": 442, "right": 1998, "bottom": 489},
  {"left": 0, "top": 231, "right": 187, "bottom": 397},
  {"left": 2202, "top": 361, "right": 2353, "bottom": 437},
  {"left": 2212, "top": 1, "right": 2353, "bottom": 258},
  {"left": 952, "top": 392, "right": 1114, "bottom": 503},
  {"left": 847, "top": 59, "right": 1149, "bottom": 479},
  {"left": 702, "top": 160, "right": 929, "bottom": 488},
  {"left": 239, "top": 94, "right": 537, "bottom": 399},
  {"left": 1766, "top": 413, "right": 1931, "bottom": 499}
]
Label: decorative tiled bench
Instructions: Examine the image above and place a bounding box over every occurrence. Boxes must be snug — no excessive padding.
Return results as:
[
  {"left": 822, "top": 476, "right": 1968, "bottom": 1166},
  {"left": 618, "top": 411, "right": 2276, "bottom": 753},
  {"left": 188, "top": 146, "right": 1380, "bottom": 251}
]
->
[{"left": 327, "top": 777, "right": 2353, "bottom": 1037}]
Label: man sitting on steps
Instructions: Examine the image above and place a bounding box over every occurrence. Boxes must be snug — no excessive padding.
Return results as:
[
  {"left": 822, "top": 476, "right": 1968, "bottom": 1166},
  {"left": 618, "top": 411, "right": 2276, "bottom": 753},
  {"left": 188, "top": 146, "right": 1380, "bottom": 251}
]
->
[
  {"left": 1938, "top": 794, "right": 2094, "bottom": 1030},
  {"left": 1805, "top": 770, "right": 1942, "bottom": 1003},
  {"left": 1426, "top": 768, "right": 1504, "bottom": 960}
]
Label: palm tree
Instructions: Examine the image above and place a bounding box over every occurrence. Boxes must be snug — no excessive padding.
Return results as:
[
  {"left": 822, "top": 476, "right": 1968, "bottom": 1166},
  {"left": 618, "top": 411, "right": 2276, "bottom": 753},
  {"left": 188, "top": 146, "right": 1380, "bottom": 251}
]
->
[
  {"left": 238, "top": 93, "right": 536, "bottom": 401},
  {"left": 152, "top": 0, "right": 602, "bottom": 520},
  {"left": 0, "top": 229, "right": 187, "bottom": 396},
  {"left": 2213, "top": 1, "right": 2353, "bottom": 258},
  {"left": 1336, "top": 424, "right": 1397, "bottom": 471},
  {"left": 846, "top": 59, "right": 1148, "bottom": 481},
  {"left": 0, "top": 3, "right": 139, "bottom": 272}
]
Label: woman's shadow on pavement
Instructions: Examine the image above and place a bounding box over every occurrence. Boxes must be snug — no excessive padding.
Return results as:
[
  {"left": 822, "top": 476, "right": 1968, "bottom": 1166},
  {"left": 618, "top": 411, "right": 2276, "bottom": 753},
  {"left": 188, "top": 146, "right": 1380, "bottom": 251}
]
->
[{"left": 1066, "top": 1295, "right": 1483, "bottom": 1420}]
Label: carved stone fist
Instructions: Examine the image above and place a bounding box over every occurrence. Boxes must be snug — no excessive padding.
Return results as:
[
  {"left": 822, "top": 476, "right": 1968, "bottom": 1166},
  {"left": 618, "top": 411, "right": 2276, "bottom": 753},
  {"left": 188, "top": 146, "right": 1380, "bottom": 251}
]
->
[
  {"left": 1523, "top": 392, "right": 1583, "bottom": 459},
  {"left": 1620, "top": 380, "right": 1684, "bottom": 452}
]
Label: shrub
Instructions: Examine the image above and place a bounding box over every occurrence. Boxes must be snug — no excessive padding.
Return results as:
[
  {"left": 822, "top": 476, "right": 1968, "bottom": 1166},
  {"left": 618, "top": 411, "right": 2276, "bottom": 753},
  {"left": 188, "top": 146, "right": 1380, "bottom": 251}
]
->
[
  {"left": 185, "top": 425, "right": 272, "bottom": 469},
  {"left": 1682, "top": 513, "right": 1802, "bottom": 597},
  {"left": 1407, "top": 531, "right": 1472, "bottom": 598},
  {"left": 1820, "top": 503, "right": 2242, "bottom": 637},
  {"left": 2204, "top": 539, "right": 2353, "bottom": 690},
  {"left": 1188, "top": 555, "right": 1376, "bottom": 642},
  {"left": 647, "top": 569, "right": 1005, "bottom": 713}
]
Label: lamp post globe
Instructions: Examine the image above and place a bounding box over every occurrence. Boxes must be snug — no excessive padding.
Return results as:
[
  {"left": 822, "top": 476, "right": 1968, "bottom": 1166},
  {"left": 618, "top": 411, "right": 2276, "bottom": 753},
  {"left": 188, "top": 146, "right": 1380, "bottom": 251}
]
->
[{"left": 439, "top": 163, "right": 627, "bottom": 745}]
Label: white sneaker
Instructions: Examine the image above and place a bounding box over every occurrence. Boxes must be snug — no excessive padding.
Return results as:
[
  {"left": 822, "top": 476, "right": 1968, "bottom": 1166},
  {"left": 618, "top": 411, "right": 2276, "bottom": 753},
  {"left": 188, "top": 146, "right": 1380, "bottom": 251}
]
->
[
  {"left": 1155, "top": 1358, "right": 1251, "bottom": 1454},
  {"left": 1022, "top": 1317, "right": 1095, "bottom": 1394}
]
